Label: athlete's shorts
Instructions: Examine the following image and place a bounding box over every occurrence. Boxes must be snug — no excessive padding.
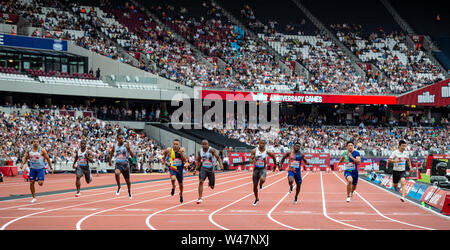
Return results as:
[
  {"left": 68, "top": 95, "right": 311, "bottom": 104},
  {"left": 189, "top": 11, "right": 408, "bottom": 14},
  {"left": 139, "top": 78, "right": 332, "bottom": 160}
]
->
[
  {"left": 199, "top": 167, "right": 215, "bottom": 187},
  {"left": 288, "top": 168, "right": 302, "bottom": 184},
  {"left": 344, "top": 170, "right": 359, "bottom": 185},
  {"left": 76, "top": 166, "right": 92, "bottom": 183},
  {"left": 115, "top": 162, "right": 130, "bottom": 179},
  {"left": 252, "top": 167, "right": 267, "bottom": 185},
  {"left": 169, "top": 168, "right": 184, "bottom": 183},
  {"left": 29, "top": 168, "right": 45, "bottom": 181},
  {"left": 392, "top": 170, "right": 406, "bottom": 184}
]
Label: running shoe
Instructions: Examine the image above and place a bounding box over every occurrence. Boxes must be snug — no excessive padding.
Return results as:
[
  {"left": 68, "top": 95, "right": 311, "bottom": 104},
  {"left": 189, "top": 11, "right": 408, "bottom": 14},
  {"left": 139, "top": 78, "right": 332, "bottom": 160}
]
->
[
  {"left": 346, "top": 196, "right": 351, "bottom": 203},
  {"left": 196, "top": 199, "right": 203, "bottom": 204},
  {"left": 116, "top": 187, "right": 121, "bottom": 196},
  {"left": 30, "top": 198, "right": 36, "bottom": 203},
  {"left": 128, "top": 192, "right": 132, "bottom": 199},
  {"left": 294, "top": 197, "right": 298, "bottom": 204},
  {"left": 180, "top": 196, "right": 183, "bottom": 203},
  {"left": 253, "top": 199, "right": 259, "bottom": 206},
  {"left": 400, "top": 197, "right": 405, "bottom": 202},
  {"left": 289, "top": 185, "right": 293, "bottom": 194},
  {"left": 171, "top": 188, "right": 175, "bottom": 196},
  {"left": 75, "top": 192, "right": 81, "bottom": 197}
]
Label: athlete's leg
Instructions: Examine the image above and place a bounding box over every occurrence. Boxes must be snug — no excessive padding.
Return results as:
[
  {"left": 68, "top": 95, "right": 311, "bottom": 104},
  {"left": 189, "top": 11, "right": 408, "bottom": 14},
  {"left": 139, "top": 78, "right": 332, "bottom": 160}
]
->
[
  {"left": 125, "top": 178, "right": 131, "bottom": 193},
  {"left": 76, "top": 176, "right": 81, "bottom": 193},
  {"left": 346, "top": 176, "right": 353, "bottom": 197},
  {"left": 208, "top": 170, "right": 215, "bottom": 189},
  {"left": 288, "top": 176, "right": 294, "bottom": 190},
  {"left": 400, "top": 177, "right": 407, "bottom": 198},
  {"left": 252, "top": 171, "right": 260, "bottom": 200},
  {"left": 295, "top": 182, "right": 302, "bottom": 200},
  {"left": 198, "top": 179, "right": 204, "bottom": 199},
  {"left": 30, "top": 180, "right": 36, "bottom": 198},
  {"left": 259, "top": 176, "right": 266, "bottom": 187},
  {"left": 114, "top": 169, "right": 121, "bottom": 188}
]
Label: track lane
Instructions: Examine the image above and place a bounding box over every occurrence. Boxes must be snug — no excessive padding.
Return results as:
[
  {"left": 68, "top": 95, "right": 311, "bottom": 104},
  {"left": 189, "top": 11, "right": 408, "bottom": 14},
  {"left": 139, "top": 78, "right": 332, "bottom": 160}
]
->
[
  {"left": 0, "top": 171, "right": 243, "bottom": 230},
  {"left": 146, "top": 171, "right": 285, "bottom": 230}
]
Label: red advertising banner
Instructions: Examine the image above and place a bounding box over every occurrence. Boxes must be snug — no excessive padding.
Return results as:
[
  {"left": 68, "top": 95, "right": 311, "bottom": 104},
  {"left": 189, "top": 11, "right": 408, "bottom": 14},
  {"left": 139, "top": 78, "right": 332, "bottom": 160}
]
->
[
  {"left": 201, "top": 90, "right": 397, "bottom": 105},
  {"left": 201, "top": 79, "right": 450, "bottom": 106},
  {"left": 420, "top": 186, "right": 450, "bottom": 213},
  {"left": 228, "top": 152, "right": 252, "bottom": 170},
  {"left": 396, "top": 79, "right": 450, "bottom": 106},
  {"left": 302, "top": 153, "right": 330, "bottom": 171}
]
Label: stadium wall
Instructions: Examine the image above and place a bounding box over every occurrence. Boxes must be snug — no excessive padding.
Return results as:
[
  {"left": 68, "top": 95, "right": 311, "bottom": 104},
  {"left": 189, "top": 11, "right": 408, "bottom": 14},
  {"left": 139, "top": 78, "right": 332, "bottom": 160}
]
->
[{"left": 67, "top": 42, "right": 193, "bottom": 94}]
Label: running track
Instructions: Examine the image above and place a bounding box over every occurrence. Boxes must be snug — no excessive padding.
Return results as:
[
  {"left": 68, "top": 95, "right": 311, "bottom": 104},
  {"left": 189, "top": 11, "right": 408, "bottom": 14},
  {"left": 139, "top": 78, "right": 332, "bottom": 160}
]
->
[{"left": 0, "top": 171, "right": 449, "bottom": 230}]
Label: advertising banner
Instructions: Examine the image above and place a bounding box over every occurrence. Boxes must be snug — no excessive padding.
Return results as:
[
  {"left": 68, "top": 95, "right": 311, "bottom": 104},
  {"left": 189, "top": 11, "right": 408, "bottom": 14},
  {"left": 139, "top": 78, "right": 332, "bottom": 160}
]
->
[
  {"left": 420, "top": 186, "right": 450, "bottom": 212},
  {"left": 201, "top": 90, "right": 397, "bottom": 105},
  {"left": 396, "top": 79, "right": 450, "bottom": 106},
  {"left": 408, "top": 183, "right": 429, "bottom": 200},
  {"left": 0, "top": 33, "right": 67, "bottom": 51}
]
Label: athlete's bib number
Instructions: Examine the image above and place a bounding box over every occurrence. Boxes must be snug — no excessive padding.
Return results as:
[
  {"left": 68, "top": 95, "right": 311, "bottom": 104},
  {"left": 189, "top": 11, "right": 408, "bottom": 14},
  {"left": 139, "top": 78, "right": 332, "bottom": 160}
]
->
[
  {"left": 203, "top": 160, "right": 213, "bottom": 168},
  {"left": 116, "top": 154, "right": 127, "bottom": 162},
  {"left": 173, "top": 159, "right": 182, "bottom": 166},
  {"left": 291, "top": 161, "right": 300, "bottom": 168},
  {"left": 255, "top": 160, "right": 265, "bottom": 168},
  {"left": 345, "top": 163, "right": 355, "bottom": 171},
  {"left": 79, "top": 158, "right": 88, "bottom": 166}
]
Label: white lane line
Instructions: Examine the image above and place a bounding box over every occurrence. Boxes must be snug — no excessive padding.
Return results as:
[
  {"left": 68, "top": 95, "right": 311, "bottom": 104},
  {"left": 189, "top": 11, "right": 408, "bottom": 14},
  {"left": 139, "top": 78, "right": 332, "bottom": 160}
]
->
[
  {"left": 79, "top": 172, "right": 253, "bottom": 230},
  {"left": 332, "top": 172, "right": 435, "bottom": 230},
  {"left": 320, "top": 172, "right": 367, "bottom": 230},
  {"left": 208, "top": 172, "right": 287, "bottom": 230},
  {"left": 1, "top": 172, "right": 248, "bottom": 230},
  {"left": 0, "top": 171, "right": 237, "bottom": 210},
  {"left": 360, "top": 176, "right": 450, "bottom": 221},
  {"left": 266, "top": 172, "right": 310, "bottom": 230}
]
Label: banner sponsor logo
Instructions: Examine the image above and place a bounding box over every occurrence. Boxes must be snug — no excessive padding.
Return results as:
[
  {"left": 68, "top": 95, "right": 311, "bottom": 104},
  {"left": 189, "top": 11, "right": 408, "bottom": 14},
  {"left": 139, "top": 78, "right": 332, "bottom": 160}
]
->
[
  {"left": 418, "top": 92, "right": 435, "bottom": 103},
  {"left": 397, "top": 79, "right": 450, "bottom": 106},
  {"left": 420, "top": 186, "right": 450, "bottom": 211},
  {"left": 201, "top": 90, "right": 397, "bottom": 105},
  {"left": 442, "top": 83, "right": 450, "bottom": 98}
]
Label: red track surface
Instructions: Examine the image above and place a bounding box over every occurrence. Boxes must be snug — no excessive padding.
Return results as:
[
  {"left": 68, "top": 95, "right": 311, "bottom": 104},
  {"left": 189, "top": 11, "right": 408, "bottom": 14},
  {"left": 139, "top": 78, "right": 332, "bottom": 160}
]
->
[{"left": 0, "top": 171, "right": 449, "bottom": 230}]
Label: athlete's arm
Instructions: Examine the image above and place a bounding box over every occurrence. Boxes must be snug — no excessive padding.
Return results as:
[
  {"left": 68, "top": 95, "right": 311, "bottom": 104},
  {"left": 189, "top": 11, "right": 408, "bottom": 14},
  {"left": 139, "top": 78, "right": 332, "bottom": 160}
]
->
[
  {"left": 211, "top": 148, "right": 223, "bottom": 171},
  {"left": 179, "top": 147, "right": 187, "bottom": 162},
  {"left": 20, "top": 151, "right": 30, "bottom": 170},
  {"left": 338, "top": 156, "right": 345, "bottom": 164},
  {"left": 387, "top": 153, "right": 400, "bottom": 164},
  {"left": 406, "top": 157, "right": 412, "bottom": 169},
  {"left": 301, "top": 153, "right": 309, "bottom": 165},
  {"left": 87, "top": 150, "right": 94, "bottom": 163},
  {"left": 250, "top": 148, "right": 256, "bottom": 163},
  {"left": 109, "top": 145, "right": 115, "bottom": 166},
  {"left": 279, "top": 152, "right": 290, "bottom": 171},
  {"left": 348, "top": 153, "right": 361, "bottom": 164},
  {"left": 267, "top": 151, "right": 277, "bottom": 171},
  {"left": 41, "top": 148, "right": 53, "bottom": 174},
  {"left": 195, "top": 151, "right": 202, "bottom": 171},
  {"left": 162, "top": 148, "right": 170, "bottom": 165},
  {"left": 72, "top": 150, "right": 78, "bottom": 169},
  {"left": 126, "top": 142, "right": 134, "bottom": 158}
]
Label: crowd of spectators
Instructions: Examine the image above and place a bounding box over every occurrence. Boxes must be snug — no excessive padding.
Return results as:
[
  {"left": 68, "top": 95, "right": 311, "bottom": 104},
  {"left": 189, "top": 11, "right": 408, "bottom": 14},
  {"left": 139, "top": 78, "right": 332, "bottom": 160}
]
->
[
  {"left": 0, "top": 109, "right": 166, "bottom": 172},
  {"left": 333, "top": 23, "right": 445, "bottom": 93},
  {"left": 216, "top": 124, "right": 449, "bottom": 158},
  {"left": 1, "top": 0, "right": 447, "bottom": 95}
]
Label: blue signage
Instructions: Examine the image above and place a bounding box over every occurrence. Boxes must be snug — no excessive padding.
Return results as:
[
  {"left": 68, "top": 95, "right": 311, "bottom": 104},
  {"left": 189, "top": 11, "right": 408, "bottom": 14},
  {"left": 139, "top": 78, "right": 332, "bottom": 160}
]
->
[{"left": 0, "top": 33, "right": 67, "bottom": 51}]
